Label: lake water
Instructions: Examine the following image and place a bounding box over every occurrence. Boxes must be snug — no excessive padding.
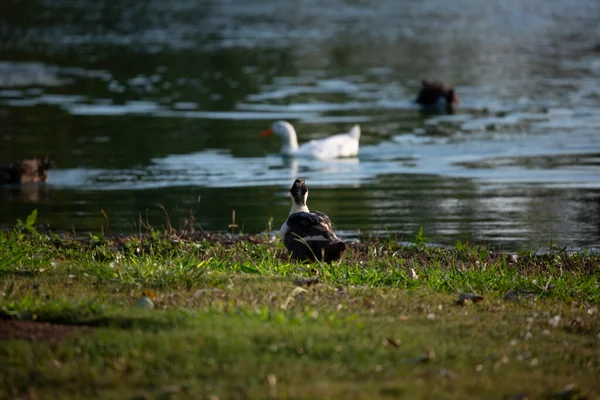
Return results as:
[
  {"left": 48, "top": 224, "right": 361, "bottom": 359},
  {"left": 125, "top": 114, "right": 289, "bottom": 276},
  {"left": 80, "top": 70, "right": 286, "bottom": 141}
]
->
[{"left": 1, "top": 0, "right": 600, "bottom": 251}]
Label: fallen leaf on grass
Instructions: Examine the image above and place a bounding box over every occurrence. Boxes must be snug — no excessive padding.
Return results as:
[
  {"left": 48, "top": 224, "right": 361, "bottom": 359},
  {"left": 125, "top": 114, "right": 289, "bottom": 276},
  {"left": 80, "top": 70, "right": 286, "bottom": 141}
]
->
[
  {"left": 408, "top": 268, "right": 419, "bottom": 280},
  {"left": 456, "top": 293, "right": 484, "bottom": 306},
  {"left": 382, "top": 337, "right": 402, "bottom": 348},
  {"left": 567, "top": 319, "right": 591, "bottom": 334},
  {"left": 292, "top": 277, "right": 319, "bottom": 287}
]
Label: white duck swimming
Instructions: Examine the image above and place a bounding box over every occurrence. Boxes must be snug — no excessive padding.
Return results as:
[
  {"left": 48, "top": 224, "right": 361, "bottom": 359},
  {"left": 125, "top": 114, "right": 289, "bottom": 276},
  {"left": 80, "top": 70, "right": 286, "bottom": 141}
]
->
[
  {"left": 280, "top": 179, "right": 346, "bottom": 262},
  {"left": 260, "top": 120, "right": 360, "bottom": 160}
]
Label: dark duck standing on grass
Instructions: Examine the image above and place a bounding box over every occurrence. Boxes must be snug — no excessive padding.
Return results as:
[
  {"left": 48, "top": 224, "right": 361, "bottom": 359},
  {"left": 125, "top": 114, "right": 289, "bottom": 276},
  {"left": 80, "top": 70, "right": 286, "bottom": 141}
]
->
[
  {"left": 280, "top": 179, "right": 346, "bottom": 262},
  {"left": 415, "top": 79, "right": 460, "bottom": 113}
]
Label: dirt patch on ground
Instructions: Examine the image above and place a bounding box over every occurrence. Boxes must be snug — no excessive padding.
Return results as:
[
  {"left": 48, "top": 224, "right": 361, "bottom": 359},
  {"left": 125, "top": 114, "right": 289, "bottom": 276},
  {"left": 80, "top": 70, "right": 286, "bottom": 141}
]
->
[{"left": 0, "top": 320, "right": 94, "bottom": 343}]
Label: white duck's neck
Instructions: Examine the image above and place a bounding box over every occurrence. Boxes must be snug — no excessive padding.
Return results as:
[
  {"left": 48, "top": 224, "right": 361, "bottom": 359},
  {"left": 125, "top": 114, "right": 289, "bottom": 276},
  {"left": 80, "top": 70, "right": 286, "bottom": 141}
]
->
[{"left": 281, "top": 126, "right": 299, "bottom": 154}]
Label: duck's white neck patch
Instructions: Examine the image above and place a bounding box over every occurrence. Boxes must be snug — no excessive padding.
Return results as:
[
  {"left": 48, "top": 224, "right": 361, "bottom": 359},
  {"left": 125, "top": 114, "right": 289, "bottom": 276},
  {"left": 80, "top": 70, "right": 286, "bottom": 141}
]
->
[{"left": 289, "top": 201, "right": 309, "bottom": 215}]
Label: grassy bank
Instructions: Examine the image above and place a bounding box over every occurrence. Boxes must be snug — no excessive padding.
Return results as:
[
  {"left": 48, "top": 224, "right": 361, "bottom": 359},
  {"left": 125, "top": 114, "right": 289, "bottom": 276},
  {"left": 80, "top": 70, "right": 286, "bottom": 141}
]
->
[{"left": 0, "top": 228, "right": 598, "bottom": 399}]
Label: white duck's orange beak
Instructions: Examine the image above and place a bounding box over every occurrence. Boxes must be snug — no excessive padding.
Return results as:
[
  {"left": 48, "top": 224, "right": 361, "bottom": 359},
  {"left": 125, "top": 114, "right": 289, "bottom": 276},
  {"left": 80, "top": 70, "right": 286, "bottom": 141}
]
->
[{"left": 260, "top": 128, "right": 273, "bottom": 137}]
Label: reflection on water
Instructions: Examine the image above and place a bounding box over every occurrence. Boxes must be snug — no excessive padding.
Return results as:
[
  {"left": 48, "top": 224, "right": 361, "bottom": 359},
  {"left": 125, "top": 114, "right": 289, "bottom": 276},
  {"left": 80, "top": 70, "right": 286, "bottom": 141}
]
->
[
  {"left": 0, "top": 184, "right": 51, "bottom": 203},
  {"left": 0, "top": 0, "right": 599, "bottom": 250}
]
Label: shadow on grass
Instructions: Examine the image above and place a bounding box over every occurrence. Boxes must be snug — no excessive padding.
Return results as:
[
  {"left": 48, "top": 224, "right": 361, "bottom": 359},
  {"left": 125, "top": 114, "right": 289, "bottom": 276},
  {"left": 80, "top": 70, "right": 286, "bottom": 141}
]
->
[{"left": 1, "top": 301, "right": 193, "bottom": 332}]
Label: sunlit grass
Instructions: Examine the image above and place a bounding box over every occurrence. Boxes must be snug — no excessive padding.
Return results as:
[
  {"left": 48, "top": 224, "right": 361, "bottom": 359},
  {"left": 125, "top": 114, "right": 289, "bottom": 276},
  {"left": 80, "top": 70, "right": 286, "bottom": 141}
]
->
[{"left": 0, "top": 228, "right": 598, "bottom": 399}]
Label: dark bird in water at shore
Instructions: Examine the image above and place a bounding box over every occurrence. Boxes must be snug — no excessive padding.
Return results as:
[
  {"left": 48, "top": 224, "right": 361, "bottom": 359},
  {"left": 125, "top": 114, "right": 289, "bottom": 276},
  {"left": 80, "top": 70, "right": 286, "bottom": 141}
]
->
[
  {"left": 280, "top": 179, "right": 346, "bottom": 262},
  {"left": 415, "top": 79, "right": 460, "bottom": 113},
  {"left": 0, "top": 157, "right": 54, "bottom": 184}
]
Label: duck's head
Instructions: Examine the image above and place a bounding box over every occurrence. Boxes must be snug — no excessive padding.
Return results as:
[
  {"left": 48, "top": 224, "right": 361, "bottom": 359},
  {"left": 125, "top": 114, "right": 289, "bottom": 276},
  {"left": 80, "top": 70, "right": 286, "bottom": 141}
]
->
[
  {"left": 261, "top": 120, "right": 296, "bottom": 138},
  {"left": 289, "top": 178, "right": 308, "bottom": 207},
  {"left": 16, "top": 156, "right": 55, "bottom": 183},
  {"left": 419, "top": 79, "right": 459, "bottom": 103},
  {"left": 261, "top": 121, "right": 299, "bottom": 154}
]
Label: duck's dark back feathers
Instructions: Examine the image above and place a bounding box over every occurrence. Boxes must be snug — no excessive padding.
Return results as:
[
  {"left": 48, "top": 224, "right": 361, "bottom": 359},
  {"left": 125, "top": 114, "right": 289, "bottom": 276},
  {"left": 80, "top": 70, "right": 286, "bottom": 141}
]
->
[{"left": 283, "top": 211, "right": 346, "bottom": 262}]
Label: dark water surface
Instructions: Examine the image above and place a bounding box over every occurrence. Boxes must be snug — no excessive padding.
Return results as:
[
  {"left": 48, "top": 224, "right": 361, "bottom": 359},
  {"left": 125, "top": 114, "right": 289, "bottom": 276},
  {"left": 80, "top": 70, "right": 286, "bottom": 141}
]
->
[{"left": 1, "top": 0, "right": 600, "bottom": 250}]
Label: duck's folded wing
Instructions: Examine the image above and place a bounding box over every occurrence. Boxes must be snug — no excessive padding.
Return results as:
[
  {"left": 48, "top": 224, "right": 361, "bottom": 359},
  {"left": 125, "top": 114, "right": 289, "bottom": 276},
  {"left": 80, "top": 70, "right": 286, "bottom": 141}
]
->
[
  {"left": 284, "top": 212, "right": 334, "bottom": 243},
  {"left": 312, "top": 210, "right": 333, "bottom": 227},
  {"left": 284, "top": 211, "right": 346, "bottom": 262}
]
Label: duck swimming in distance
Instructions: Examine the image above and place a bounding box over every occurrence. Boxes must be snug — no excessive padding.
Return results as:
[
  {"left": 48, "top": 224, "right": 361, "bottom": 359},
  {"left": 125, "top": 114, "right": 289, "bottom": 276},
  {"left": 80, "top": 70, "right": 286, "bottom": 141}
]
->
[
  {"left": 0, "top": 157, "right": 54, "bottom": 185},
  {"left": 261, "top": 121, "right": 360, "bottom": 160},
  {"left": 280, "top": 179, "right": 346, "bottom": 262},
  {"left": 415, "top": 79, "right": 460, "bottom": 113}
]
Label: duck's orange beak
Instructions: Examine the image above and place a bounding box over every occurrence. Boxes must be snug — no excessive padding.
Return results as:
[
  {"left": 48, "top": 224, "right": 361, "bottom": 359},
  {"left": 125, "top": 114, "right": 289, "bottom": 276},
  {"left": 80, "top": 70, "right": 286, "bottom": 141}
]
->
[{"left": 260, "top": 128, "right": 273, "bottom": 137}]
